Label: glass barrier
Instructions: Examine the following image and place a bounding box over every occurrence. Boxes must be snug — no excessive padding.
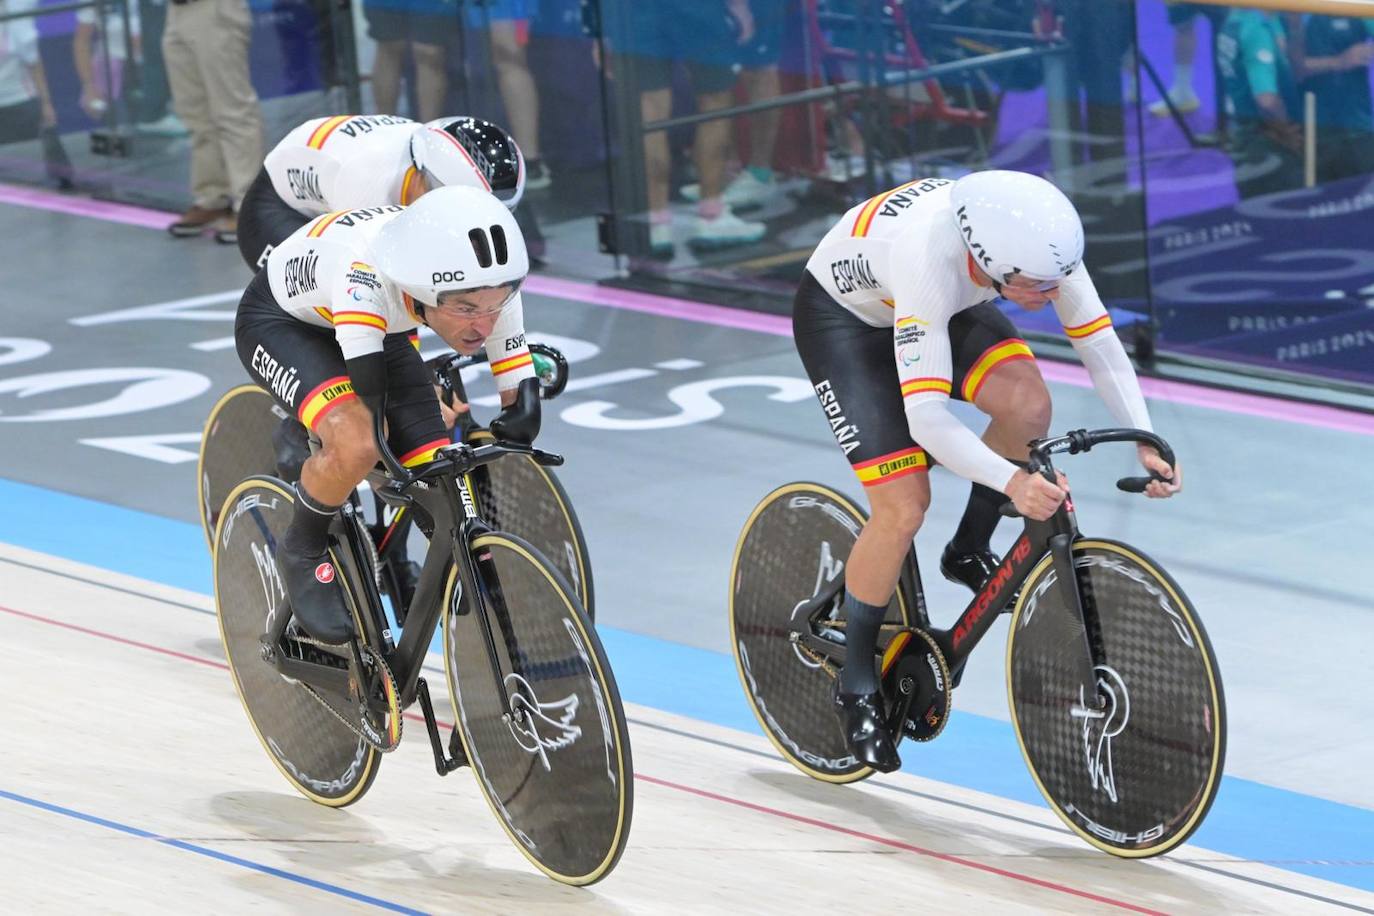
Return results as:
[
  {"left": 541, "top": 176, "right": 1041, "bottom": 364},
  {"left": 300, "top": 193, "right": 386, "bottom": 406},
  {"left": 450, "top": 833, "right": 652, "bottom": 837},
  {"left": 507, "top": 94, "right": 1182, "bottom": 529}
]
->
[
  {"left": 1134, "top": 0, "right": 1374, "bottom": 388},
  {"left": 0, "top": 0, "right": 356, "bottom": 208}
]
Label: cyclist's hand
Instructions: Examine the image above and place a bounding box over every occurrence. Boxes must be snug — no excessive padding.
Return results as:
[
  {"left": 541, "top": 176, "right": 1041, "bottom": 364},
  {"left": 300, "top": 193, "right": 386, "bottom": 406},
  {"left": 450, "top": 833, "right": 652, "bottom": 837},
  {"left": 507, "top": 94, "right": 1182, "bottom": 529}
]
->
[
  {"left": 1137, "top": 446, "right": 1182, "bottom": 499},
  {"left": 433, "top": 382, "right": 469, "bottom": 431},
  {"left": 1005, "top": 469, "right": 1068, "bottom": 520}
]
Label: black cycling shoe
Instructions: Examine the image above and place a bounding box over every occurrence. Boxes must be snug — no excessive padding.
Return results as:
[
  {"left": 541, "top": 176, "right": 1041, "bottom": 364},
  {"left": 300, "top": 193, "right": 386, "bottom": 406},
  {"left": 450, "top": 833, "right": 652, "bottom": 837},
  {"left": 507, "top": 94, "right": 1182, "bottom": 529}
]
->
[
  {"left": 941, "top": 542, "right": 1019, "bottom": 614},
  {"left": 834, "top": 685, "right": 901, "bottom": 773},
  {"left": 940, "top": 542, "right": 1000, "bottom": 593},
  {"left": 278, "top": 542, "right": 356, "bottom": 645}
]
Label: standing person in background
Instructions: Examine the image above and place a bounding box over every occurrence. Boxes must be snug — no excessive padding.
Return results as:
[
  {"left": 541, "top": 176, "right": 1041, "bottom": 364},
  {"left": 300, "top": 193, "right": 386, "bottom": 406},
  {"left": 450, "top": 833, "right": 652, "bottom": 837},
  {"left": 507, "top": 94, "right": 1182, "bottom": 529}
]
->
[
  {"left": 1217, "top": 8, "right": 1302, "bottom": 200},
  {"left": 364, "top": 0, "right": 453, "bottom": 122},
  {"left": 681, "top": 0, "right": 786, "bottom": 210},
  {"left": 0, "top": 0, "right": 57, "bottom": 143},
  {"left": 628, "top": 0, "right": 767, "bottom": 258},
  {"left": 1148, "top": 3, "right": 1228, "bottom": 117},
  {"left": 475, "top": 0, "right": 548, "bottom": 189},
  {"left": 162, "top": 0, "right": 264, "bottom": 244},
  {"left": 1287, "top": 12, "right": 1374, "bottom": 184},
  {"left": 73, "top": 0, "right": 141, "bottom": 122}
]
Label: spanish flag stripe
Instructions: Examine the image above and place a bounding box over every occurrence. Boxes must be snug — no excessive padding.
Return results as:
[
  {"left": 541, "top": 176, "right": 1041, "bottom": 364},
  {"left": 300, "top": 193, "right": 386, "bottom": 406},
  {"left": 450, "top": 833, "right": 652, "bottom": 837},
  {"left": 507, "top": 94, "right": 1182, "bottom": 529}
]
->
[
  {"left": 1065, "top": 314, "right": 1113, "bottom": 339},
  {"left": 307, "top": 115, "right": 350, "bottom": 149},
  {"left": 858, "top": 462, "right": 928, "bottom": 487},
  {"left": 851, "top": 180, "right": 924, "bottom": 237},
  {"left": 408, "top": 332, "right": 421, "bottom": 352},
  {"left": 298, "top": 376, "right": 356, "bottom": 430},
  {"left": 332, "top": 311, "right": 388, "bottom": 329},
  {"left": 490, "top": 353, "right": 533, "bottom": 375},
  {"left": 962, "top": 339, "right": 1035, "bottom": 402},
  {"left": 307, "top": 211, "right": 347, "bottom": 238},
  {"left": 853, "top": 446, "right": 925, "bottom": 471},
  {"left": 301, "top": 391, "right": 356, "bottom": 431},
  {"left": 900, "top": 377, "right": 953, "bottom": 397},
  {"left": 895, "top": 315, "right": 926, "bottom": 328},
  {"left": 334, "top": 319, "right": 389, "bottom": 333},
  {"left": 313, "top": 306, "right": 334, "bottom": 323},
  {"left": 400, "top": 438, "right": 451, "bottom": 468}
]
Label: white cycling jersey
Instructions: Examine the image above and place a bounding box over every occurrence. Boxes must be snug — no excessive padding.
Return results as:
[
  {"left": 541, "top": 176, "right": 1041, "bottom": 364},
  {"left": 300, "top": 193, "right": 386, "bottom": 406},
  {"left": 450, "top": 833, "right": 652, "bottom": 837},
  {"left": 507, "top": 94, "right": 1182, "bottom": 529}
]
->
[
  {"left": 264, "top": 205, "right": 534, "bottom": 392},
  {"left": 804, "top": 177, "right": 1152, "bottom": 493},
  {"left": 262, "top": 115, "right": 430, "bottom": 216}
]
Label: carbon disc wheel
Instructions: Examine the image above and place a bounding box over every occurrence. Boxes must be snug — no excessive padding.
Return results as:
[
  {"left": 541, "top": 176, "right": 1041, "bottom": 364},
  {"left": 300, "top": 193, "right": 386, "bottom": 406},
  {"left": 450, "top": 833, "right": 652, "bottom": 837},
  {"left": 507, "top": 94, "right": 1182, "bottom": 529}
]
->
[
  {"left": 1007, "top": 539, "right": 1226, "bottom": 857},
  {"left": 198, "top": 385, "right": 289, "bottom": 547},
  {"left": 729, "top": 482, "right": 912, "bottom": 784},
  {"left": 213, "top": 476, "right": 381, "bottom": 807},
  {"left": 443, "top": 532, "right": 630, "bottom": 885}
]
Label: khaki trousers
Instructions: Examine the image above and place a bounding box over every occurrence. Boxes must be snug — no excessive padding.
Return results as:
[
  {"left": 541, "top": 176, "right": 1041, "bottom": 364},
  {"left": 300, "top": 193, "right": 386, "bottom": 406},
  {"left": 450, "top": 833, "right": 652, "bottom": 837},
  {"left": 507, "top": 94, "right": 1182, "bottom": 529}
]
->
[{"left": 162, "top": 0, "right": 264, "bottom": 210}]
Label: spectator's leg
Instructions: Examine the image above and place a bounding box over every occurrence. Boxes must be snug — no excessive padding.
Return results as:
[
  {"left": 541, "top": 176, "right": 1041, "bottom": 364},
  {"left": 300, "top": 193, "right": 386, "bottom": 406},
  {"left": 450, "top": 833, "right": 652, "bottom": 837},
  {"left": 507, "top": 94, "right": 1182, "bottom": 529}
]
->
[
  {"left": 194, "top": 0, "right": 264, "bottom": 212},
  {"left": 371, "top": 40, "right": 406, "bottom": 114},
  {"left": 412, "top": 41, "right": 447, "bottom": 122},
  {"left": 489, "top": 21, "right": 540, "bottom": 163},
  {"left": 641, "top": 87, "right": 673, "bottom": 254},
  {"left": 741, "top": 66, "right": 781, "bottom": 175},
  {"left": 162, "top": 4, "right": 230, "bottom": 211},
  {"left": 693, "top": 88, "right": 734, "bottom": 207}
]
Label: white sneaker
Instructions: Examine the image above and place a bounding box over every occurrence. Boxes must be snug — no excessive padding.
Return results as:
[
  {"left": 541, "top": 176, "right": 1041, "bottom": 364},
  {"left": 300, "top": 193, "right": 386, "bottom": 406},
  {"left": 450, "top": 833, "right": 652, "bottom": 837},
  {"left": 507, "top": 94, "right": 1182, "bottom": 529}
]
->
[
  {"left": 681, "top": 170, "right": 776, "bottom": 208},
  {"left": 1148, "top": 91, "right": 1200, "bottom": 117},
  {"left": 139, "top": 113, "right": 189, "bottom": 136},
  {"left": 649, "top": 222, "right": 674, "bottom": 259},
  {"left": 689, "top": 207, "right": 766, "bottom": 250}
]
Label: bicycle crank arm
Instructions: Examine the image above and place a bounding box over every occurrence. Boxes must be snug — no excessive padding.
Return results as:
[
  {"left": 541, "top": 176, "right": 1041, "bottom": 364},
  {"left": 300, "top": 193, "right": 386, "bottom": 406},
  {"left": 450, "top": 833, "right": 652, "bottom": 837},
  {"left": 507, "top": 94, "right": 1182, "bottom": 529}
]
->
[{"left": 416, "top": 679, "right": 468, "bottom": 775}]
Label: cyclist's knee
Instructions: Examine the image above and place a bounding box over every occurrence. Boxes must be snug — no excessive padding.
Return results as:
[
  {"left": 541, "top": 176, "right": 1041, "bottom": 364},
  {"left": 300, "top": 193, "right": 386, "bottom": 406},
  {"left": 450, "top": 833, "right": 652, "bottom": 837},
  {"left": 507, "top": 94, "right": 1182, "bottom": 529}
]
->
[
  {"left": 314, "top": 405, "right": 379, "bottom": 480},
  {"left": 979, "top": 365, "right": 1051, "bottom": 436},
  {"left": 865, "top": 477, "right": 930, "bottom": 539}
]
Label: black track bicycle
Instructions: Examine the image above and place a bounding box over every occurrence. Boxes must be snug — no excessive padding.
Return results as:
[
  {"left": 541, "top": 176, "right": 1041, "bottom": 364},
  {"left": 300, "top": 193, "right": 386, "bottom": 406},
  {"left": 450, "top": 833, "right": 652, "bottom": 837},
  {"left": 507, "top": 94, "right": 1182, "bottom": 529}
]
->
[
  {"left": 212, "top": 378, "right": 632, "bottom": 885},
  {"left": 198, "top": 343, "right": 595, "bottom": 618},
  {"left": 730, "top": 428, "right": 1225, "bottom": 858}
]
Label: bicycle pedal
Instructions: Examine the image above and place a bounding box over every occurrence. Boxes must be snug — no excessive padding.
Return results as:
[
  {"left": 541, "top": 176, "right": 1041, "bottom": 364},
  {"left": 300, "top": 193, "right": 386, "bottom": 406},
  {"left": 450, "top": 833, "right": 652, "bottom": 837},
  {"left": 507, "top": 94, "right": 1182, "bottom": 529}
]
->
[{"left": 447, "top": 727, "right": 469, "bottom": 771}]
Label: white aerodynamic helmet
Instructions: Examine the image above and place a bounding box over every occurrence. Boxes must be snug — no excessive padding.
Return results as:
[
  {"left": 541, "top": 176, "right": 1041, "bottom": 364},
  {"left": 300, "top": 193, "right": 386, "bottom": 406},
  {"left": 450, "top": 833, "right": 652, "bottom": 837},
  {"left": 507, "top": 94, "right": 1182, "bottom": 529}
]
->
[
  {"left": 949, "top": 170, "right": 1084, "bottom": 284},
  {"left": 370, "top": 185, "right": 529, "bottom": 309},
  {"left": 409, "top": 117, "right": 525, "bottom": 209}
]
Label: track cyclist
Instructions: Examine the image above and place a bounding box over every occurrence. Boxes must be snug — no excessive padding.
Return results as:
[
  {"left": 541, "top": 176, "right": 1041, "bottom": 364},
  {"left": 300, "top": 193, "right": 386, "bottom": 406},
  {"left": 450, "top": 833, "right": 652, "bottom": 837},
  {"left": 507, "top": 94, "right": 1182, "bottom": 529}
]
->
[
  {"left": 236, "top": 113, "right": 526, "bottom": 270},
  {"left": 234, "top": 185, "right": 536, "bottom": 645},
  {"left": 794, "top": 169, "right": 1183, "bottom": 771}
]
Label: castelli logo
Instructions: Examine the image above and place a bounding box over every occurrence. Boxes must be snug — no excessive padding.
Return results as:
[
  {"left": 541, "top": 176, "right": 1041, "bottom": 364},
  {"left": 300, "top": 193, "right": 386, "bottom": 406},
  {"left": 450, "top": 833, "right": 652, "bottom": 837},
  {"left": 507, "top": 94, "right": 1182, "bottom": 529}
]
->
[{"left": 314, "top": 562, "right": 336, "bottom": 584}]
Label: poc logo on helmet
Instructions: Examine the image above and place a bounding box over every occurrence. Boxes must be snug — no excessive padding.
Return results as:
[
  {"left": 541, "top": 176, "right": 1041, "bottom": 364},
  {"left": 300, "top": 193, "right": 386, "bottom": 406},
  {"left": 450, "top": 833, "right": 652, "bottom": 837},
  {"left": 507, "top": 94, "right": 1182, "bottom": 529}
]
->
[{"left": 432, "top": 269, "right": 466, "bottom": 284}]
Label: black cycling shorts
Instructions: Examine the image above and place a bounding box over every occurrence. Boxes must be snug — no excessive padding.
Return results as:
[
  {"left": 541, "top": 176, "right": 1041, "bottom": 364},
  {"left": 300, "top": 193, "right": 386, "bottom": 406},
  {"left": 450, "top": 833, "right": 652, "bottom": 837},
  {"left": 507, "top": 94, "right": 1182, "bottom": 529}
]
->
[
  {"left": 235, "top": 271, "right": 450, "bottom": 468},
  {"left": 792, "top": 271, "right": 1034, "bottom": 489},
  {"left": 237, "top": 166, "right": 312, "bottom": 271}
]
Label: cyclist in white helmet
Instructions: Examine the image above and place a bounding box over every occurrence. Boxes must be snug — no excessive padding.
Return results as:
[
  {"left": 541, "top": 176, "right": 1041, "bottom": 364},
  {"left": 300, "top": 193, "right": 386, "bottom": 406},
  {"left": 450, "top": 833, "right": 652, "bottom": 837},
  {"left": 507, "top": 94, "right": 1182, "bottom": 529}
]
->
[
  {"left": 234, "top": 185, "right": 536, "bottom": 644},
  {"left": 793, "top": 169, "right": 1182, "bottom": 771},
  {"left": 236, "top": 114, "right": 526, "bottom": 269}
]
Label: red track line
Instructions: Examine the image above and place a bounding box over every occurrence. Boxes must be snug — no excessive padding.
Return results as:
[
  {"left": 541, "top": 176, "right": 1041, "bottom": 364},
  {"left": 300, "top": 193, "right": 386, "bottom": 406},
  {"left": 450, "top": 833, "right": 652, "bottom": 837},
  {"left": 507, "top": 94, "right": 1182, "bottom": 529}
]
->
[
  {"left": 0, "top": 604, "right": 228, "bottom": 670},
  {"left": 636, "top": 774, "right": 1165, "bottom": 915},
  {"left": 6, "top": 600, "right": 1162, "bottom": 913}
]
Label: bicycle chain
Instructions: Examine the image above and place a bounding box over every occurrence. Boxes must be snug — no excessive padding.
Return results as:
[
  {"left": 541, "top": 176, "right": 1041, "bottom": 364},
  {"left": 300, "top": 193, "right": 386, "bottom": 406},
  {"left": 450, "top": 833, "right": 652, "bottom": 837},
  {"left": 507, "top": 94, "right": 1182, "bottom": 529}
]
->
[{"left": 291, "top": 638, "right": 403, "bottom": 753}]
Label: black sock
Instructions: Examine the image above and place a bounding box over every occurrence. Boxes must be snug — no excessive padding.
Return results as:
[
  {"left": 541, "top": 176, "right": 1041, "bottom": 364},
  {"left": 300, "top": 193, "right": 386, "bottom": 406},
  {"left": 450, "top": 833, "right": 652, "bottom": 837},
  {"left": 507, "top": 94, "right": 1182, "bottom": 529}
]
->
[
  {"left": 283, "top": 483, "right": 341, "bottom": 555},
  {"left": 950, "top": 460, "right": 1030, "bottom": 555},
  {"left": 839, "top": 591, "right": 889, "bottom": 695},
  {"left": 950, "top": 483, "right": 1005, "bottom": 555}
]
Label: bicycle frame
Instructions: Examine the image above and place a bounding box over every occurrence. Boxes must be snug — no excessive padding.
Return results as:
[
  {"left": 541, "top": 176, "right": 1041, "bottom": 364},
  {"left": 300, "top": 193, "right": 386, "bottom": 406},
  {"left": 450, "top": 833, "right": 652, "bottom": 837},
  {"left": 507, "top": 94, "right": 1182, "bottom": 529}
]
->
[
  {"left": 792, "top": 428, "right": 1175, "bottom": 688},
  {"left": 262, "top": 380, "right": 563, "bottom": 722}
]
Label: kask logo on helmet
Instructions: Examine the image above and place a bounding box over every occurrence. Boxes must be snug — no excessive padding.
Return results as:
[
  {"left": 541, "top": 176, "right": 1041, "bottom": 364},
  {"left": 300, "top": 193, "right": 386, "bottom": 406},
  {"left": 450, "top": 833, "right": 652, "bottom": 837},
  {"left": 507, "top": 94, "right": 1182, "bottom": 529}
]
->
[{"left": 431, "top": 270, "right": 466, "bottom": 284}]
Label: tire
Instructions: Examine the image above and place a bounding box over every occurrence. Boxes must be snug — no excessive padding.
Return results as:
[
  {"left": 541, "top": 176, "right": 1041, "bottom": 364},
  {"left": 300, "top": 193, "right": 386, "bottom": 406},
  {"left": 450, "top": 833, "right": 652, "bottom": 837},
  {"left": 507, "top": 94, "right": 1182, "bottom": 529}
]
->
[
  {"left": 443, "top": 532, "right": 630, "bottom": 885},
  {"left": 213, "top": 476, "right": 382, "bottom": 807},
  {"left": 466, "top": 428, "right": 595, "bottom": 619},
  {"left": 198, "top": 385, "right": 287, "bottom": 547},
  {"left": 729, "top": 482, "right": 913, "bottom": 784},
  {"left": 1006, "top": 539, "right": 1226, "bottom": 858}
]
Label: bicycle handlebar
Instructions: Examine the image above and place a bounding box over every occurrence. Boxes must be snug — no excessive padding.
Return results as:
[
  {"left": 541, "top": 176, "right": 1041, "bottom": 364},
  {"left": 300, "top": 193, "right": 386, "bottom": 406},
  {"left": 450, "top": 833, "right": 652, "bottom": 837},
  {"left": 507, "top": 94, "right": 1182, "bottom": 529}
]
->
[{"left": 998, "top": 427, "right": 1176, "bottom": 518}]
